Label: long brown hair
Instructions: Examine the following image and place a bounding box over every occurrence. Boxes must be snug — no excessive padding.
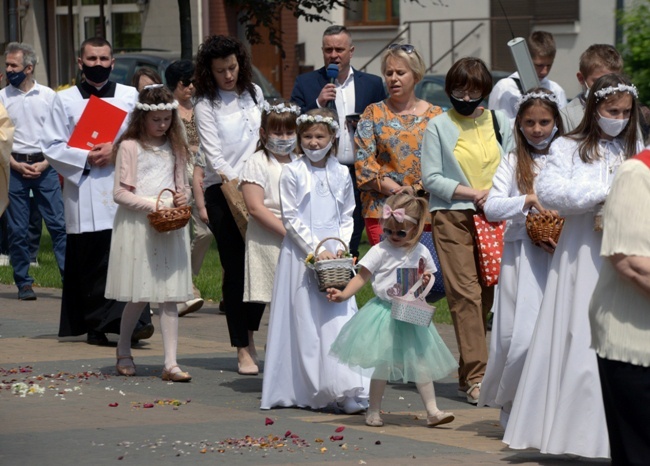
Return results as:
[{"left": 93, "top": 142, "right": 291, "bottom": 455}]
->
[
  {"left": 513, "top": 88, "right": 564, "bottom": 194},
  {"left": 569, "top": 73, "right": 640, "bottom": 163},
  {"left": 381, "top": 193, "right": 428, "bottom": 251},
  {"left": 113, "top": 86, "right": 189, "bottom": 163}
]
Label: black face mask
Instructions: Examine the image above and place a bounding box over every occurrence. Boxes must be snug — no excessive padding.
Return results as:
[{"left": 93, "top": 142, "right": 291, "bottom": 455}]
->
[
  {"left": 82, "top": 63, "right": 112, "bottom": 84},
  {"left": 449, "top": 95, "right": 483, "bottom": 116}
]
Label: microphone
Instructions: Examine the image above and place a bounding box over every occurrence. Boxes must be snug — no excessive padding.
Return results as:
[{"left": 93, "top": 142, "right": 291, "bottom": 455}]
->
[{"left": 326, "top": 64, "right": 339, "bottom": 110}]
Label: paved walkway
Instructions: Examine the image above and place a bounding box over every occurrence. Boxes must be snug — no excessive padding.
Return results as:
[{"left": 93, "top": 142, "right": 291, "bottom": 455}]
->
[{"left": 0, "top": 284, "right": 608, "bottom": 465}]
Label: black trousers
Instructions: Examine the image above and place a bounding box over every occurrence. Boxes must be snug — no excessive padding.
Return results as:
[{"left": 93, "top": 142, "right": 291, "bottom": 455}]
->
[
  {"left": 346, "top": 164, "right": 364, "bottom": 257},
  {"left": 58, "top": 230, "right": 151, "bottom": 337},
  {"left": 597, "top": 356, "right": 650, "bottom": 465},
  {"left": 205, "top": 184, "right": 265, "bottom": 347}
]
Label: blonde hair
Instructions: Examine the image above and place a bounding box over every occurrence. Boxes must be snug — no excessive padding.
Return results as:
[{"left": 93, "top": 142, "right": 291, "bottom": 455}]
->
[
  {"left": 381, "top": 193, "right": 428, "bottom": 250},
  {"left": 296, "top": 108, "right": 339, "bottom": 158},
  {"left": 380, "top": 46, "right": 425, "bottom": 83}
]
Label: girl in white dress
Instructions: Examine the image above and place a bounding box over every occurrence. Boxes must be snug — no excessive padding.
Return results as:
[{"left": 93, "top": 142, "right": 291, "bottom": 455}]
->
[
  {"left": 106, "top": 85, "right": 193, "bottom": 382},
  {"left": 241, "top": 100, "right": 300, "bottom": 306},
  {"left": 261, "top": 109, "right": 369, "bottom": 412},
  {"left": 478, "top": 89, "right": 563, "bottom": 427},
  {"left": 503, "top": 74, "right": 643, "bottom": 458},
  {"left": 328, "top": 193, "right": 457, "bottom": 428}
]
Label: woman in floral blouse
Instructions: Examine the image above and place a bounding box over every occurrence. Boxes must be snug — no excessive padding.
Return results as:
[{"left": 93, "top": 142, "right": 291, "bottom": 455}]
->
[{"left": 355, "top": 44, "right": 442, "bottom": 245}]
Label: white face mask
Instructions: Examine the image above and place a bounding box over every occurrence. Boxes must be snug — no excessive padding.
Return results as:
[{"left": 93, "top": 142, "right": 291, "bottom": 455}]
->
[
  {"left": 597, "top": 112, "right": 629, "bottom": 137},
  {"left": 301, "top": 139, "right": 333, "bottom": 163},
  {"left": 521, "top": 125, "right": 558, "bottom": 151},
  {"left": 265, "top": 136, "right": 296, "bottom": 156}
]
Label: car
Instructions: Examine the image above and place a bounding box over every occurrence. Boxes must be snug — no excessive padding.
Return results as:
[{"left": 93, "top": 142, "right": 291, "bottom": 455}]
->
[
  {"left": 415, "top": 70, "right": 511, "bottom": 110},
  {"left": 109, "top": 51, "right": 281, "bottom": 100}
]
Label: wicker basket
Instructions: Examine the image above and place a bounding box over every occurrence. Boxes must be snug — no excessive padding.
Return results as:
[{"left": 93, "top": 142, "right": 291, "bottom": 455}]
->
[
  {"left": 308, "top": 237, "right": 356, "bottom": 292},
  {"left": 391, "top": 276, "right": 436, "bottom": 327},
  {"left": 147, "top": 188, "right": 192, "bottom": 233},
  {"left": 525, "top": 212, "right": 565, "bottom": 246}
]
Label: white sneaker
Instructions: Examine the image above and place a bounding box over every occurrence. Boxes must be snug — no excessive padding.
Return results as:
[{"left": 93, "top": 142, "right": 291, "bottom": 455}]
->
[
  {"left": 178, "top": 297, "right": 204, "bottom": 317},
  {"left": 0, "top": 254, "right": 9, "bottom": 267},
  {"left": 30, "top": 259, "right": 39, "bottom": 268}
]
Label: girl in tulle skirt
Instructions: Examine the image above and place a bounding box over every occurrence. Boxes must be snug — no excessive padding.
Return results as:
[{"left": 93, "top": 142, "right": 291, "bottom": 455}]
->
[{"left": 328, "top": 193, "right": 457, "bottom": 428}]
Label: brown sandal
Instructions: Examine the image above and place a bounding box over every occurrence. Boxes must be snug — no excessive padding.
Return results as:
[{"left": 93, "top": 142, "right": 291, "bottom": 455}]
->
[{"left": 116, "top": 351, "right": 136, "bottom": 377}]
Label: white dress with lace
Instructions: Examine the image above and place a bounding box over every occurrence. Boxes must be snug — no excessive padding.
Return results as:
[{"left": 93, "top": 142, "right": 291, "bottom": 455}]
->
[
  {"left": 240, "top": 150, "right": 295, "bottom": 303},
  {"left": 503, "top": 136, "right": 640, "bottom": 458},
  {"left": 478, "top": 151, "right": 553, "bottom": 426},
  {"left": 105, "top": 142, "right": 192, "bottom": 303}
]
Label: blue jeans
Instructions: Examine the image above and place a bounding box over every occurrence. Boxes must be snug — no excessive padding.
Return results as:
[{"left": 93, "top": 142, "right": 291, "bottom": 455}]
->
[{"left": 6, "top": 165, "right": 66, "bottom": 288}]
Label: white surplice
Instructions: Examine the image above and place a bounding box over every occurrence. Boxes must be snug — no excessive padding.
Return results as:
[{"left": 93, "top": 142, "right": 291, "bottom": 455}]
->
[{"left": 41, "top": 84, "right": 138, "bottom": 233}]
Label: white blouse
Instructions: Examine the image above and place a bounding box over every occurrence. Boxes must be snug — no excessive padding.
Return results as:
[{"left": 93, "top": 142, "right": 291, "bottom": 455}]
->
[
  {"left": 194, "top": 85, "right": 264, "bottom": 189},
  {"left": 536, "top": 136, "right": 630, "bottom": 216}
]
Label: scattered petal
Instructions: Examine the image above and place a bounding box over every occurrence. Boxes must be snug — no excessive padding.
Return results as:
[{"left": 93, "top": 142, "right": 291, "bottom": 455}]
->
[
  {"left": 315, "top": 438, "right": 324, "bottom": 443},
  {"left": 335, "top": 426, "right": 345, "bottom": 432},
  {"left": 265, "top": 417, "right": 274, "bottom": 426},
  {"left": 108, "top": 402, "right": 119, "bottom": 407},
  {"left": 320, "top": 447, "right": 327, "bottom": 453},
  {"left": 143, "top": 403, "right": 154, "bottom": 408},
  {"left": 375, "top": 440, "right": 381, "bottom": 445},
  {"left": 284, "top": 430, "right": 292, "bottom": 437},
  {"left": 330, "top": 435, "right": 344, "bottom": 441}
]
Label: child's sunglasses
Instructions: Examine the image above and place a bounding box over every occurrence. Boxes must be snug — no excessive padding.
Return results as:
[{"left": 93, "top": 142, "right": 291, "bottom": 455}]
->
[
  {"left": 383, "top": 228, "right": 411, "bottom": 238},
  {"left": 387, "top": 43, "right": 415, "bottom": 54}
]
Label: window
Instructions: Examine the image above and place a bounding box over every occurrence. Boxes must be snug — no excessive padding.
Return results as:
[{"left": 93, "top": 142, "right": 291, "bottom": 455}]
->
[
  {"left": 490, "top": 0, "right": 579, "bottom": 71},
  {"left": 346, "top": 0, "right": 399, "bottom": 26}
]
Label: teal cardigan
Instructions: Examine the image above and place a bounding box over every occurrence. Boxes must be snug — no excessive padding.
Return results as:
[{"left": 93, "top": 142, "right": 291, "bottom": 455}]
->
[{"left": 421, "top": 109, "right": 513, "bottom": 212}]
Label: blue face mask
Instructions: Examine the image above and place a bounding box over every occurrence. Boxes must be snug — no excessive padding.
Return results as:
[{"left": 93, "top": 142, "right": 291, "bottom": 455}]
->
[{"left": 6, "top": 70, "right": 27, "bottom": 88}]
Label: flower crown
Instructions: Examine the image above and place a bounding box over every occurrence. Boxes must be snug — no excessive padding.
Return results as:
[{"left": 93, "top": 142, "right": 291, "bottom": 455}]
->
[
  {"left": 296, "top": 114, "right": 340, "bottom": 135},
  {"left": 594, "top": 83, "right": 638, "bottom": 101},
  {"left": 515, "top": 91, "right": 560, "bottom": 111},
  {"left": 136, "top": 100, "right": 179, "bottom": 111},
  {"left": 262, "top": 101, "right": 300, "bottom": 115}
]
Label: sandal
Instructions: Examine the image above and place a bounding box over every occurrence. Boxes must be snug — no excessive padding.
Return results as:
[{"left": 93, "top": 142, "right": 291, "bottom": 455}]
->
[
  {"left": 116, "top": 351, "right": 136, "bottom": 377},
  {"left": 162, "top": 365, "right": 192, "bottom": 382},
  {"left": 365, "top": 410, "right": 384, "bottom": 427},
  {"left": 463, "top": 382, "right": 481, "bottom": 405}
]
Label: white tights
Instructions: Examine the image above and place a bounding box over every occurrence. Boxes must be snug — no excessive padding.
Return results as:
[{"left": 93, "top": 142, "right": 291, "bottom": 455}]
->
[
  {"left": 367, "top": 378, "right": 440, "bottom": 417},
  {"left": 117, "top": 302, "right": 179, "bottom": 371}
]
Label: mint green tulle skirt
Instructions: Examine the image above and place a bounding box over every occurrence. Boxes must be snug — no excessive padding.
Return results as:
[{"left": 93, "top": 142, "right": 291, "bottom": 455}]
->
[{"left": 330, "top": 297, "right": 458, "bottom": 383}]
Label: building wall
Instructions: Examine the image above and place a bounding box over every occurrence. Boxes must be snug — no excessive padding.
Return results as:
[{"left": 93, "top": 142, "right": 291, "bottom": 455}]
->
[{"left": 296, "top": 0, "right": 619, "bottom": 99}]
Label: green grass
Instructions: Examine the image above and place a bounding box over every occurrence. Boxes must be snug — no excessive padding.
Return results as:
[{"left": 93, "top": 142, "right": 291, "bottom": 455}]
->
[{"left": 2, "top": 227, "right": 451, "bottom": 324}]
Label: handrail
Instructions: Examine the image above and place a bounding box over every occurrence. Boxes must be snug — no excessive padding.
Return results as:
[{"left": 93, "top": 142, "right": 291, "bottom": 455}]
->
[
  {"left": 358, "top": 15, "right": 534, "bottom": 74},
  {"left": 358, "top": 25, "right": 410, "bottom": 72},
  {"left": 426, "top": 22, "right": 484, "bottom": 73}
]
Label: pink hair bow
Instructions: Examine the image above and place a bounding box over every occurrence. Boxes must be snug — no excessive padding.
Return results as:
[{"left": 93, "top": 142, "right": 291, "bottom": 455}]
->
[{"left": 382, "top": 204, "right": 417, "bottom": 224}]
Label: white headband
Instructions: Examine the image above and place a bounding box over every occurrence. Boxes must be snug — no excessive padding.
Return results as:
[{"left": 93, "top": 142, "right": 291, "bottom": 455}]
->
[
  {"left": 594, "top": 83, "right": 638, "bottom": 101},
  {"left": 515, "top": 91, "right": 560, "bottom": 111},
  {"left": 296, "top": 114, "right": 340, "bottom": 137},
  {"left": 136, "top": 100, "right": 179, "bottom": 111},
  {"left": 263, "top": 101, "right": 300, "bottom": 115}
]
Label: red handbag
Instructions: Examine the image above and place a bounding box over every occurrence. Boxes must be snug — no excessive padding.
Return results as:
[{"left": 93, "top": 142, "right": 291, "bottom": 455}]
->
[{"left": 473, "top": 212, "right": 505, "bottom": 287}]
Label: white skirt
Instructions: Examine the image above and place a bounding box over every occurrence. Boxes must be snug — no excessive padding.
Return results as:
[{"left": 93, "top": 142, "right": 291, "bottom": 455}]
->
[
  {"left": 105, "top": 206, "right": 193, "bottom": 303},
  {"left": 243, "top": 216, "right": 283, "bottom": 303}
]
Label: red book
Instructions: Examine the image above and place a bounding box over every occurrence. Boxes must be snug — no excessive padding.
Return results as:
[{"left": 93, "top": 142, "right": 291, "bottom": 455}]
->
[{"left": 68, "top": 95, "right": 128, "bottom": 150}]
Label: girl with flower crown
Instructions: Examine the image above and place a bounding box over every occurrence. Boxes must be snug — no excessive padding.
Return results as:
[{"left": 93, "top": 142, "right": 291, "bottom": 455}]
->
[
  {"left": 503, "top": 74, "right": 643, "bottom": 459},
  {"left": 477, "top": 88, "right": 564, "bottom": 426},
  {"left": 105, "top": 85, "right": 193, "bottom": 382},
  {"left": 238, "top": 99, "right": 300, "bottom": 374},
  {"left": 261, "top": 108, "right": 369, "bottom": 412}
]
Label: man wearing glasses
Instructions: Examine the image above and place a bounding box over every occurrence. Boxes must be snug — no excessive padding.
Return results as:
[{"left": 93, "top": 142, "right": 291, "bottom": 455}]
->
[{"left": 291, "top": 25, "right": 386, "bottom": 260}]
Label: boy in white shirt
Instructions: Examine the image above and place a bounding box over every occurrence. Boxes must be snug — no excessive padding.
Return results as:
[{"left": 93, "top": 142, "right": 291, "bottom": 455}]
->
[{"left": 489, "top": 31, "right": 567, "bottom": 124}]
